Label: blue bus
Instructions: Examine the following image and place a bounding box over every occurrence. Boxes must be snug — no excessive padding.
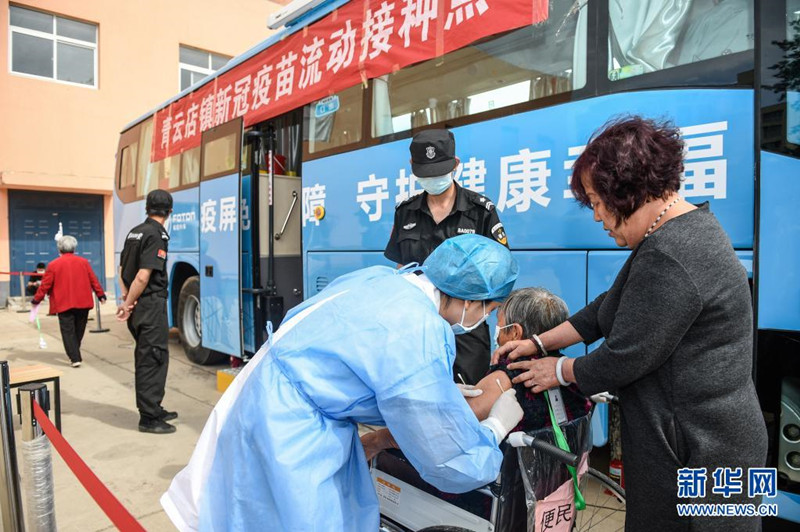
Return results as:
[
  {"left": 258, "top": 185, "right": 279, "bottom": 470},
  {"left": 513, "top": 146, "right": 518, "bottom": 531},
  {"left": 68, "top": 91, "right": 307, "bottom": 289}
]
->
[{"left": 114, "top": 0, "right": 800, "bottom": 522}]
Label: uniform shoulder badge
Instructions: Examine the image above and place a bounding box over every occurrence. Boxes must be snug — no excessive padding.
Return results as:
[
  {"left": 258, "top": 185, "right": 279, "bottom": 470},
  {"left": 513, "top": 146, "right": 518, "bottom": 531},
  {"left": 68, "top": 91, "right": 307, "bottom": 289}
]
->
[
  {"left": 403, "top": 222, "right": 417, "bottom": 231},
  {"left": 491, "top": 222, "right": 508, "bottom": 246}
]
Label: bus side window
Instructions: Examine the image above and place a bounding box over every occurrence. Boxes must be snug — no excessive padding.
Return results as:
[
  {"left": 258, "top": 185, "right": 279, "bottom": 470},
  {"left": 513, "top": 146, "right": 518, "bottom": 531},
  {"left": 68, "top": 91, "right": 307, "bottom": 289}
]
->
[
  {"left": 370, "top": 0, "right": 588, "bottom": 137},
  {"left": 781, "top": 2, "right": 800, "bottom": 150},
  {"left": 608, "top": 0, "right": 754, "bottom": 81},
  {"left": 203, "top": 134, "right": 238, "bottom": 178},
  {"left": 182, "top": 146, "right": 200, "bottom": 185},
  {"left": 162, "top": 155, "right": 181, "bottom": 190},
  {"left": 136, "top": 118, "right": 160, "bottom": 198},
  {"left": 303, "top": 84, "right": 364, "bottom": 156},
  {"left": 762, "top": 0, "right": 800, "bottom": 157},
  {"left": 120, "top": 143, "right": 137, "bottom": 190}
]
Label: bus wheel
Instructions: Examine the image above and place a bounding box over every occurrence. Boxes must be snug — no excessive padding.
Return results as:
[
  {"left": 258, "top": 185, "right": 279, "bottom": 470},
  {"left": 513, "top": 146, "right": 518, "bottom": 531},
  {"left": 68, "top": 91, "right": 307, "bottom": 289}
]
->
[{"left": 177, "top": 276, "right": 225, "bottom": 365}]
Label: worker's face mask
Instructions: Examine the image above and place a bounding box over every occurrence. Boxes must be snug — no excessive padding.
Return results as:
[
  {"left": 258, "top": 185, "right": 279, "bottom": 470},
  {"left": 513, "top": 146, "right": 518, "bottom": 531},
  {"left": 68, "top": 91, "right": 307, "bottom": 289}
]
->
[
  {"left": 452, "top": 301, "right": 488, "bottom": 335},
  {"left": 418, "top": 172, "right": 454, "bottom": 196}
]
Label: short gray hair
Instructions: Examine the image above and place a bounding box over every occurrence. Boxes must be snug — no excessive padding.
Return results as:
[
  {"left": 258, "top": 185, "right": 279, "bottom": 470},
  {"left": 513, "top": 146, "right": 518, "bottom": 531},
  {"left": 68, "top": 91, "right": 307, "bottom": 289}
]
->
[
  {"left": 500, "top": 287, "right": 569, "bottom": 337},
  {"left": 57, "top": 235, "right": 78, "bottom": 253}
]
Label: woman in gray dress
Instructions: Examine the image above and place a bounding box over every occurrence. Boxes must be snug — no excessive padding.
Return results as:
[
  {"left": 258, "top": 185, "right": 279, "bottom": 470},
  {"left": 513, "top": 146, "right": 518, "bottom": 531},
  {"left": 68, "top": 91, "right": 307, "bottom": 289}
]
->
[{"left": 493, "top": 116, "right": 768, "bottom": 530}]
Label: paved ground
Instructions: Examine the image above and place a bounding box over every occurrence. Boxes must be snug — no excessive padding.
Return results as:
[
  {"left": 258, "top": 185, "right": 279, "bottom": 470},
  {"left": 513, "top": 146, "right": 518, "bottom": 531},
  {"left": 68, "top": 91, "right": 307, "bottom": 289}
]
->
[{"left": 0, "top": 302, "right": 225, "bottom": 531}]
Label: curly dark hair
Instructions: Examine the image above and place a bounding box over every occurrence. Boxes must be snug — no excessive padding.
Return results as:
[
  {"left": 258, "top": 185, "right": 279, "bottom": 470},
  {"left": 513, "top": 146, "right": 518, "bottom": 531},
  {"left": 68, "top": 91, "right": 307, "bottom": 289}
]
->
[{"left": 570, "top": 116, "right": 685, "bottom": 222}]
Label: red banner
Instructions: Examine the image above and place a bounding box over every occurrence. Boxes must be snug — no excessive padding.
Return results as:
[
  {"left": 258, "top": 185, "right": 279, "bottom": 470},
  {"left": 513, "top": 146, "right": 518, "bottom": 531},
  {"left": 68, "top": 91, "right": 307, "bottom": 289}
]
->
[{"left": 152, "top": 0, "right": 548, "bottom": 161}]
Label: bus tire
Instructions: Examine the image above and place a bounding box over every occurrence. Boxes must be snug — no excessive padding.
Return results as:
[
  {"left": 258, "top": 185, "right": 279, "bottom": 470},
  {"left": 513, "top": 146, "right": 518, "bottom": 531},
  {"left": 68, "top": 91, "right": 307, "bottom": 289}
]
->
[{"left": 177, "top": 276, "right": 226, "bottom": 365}]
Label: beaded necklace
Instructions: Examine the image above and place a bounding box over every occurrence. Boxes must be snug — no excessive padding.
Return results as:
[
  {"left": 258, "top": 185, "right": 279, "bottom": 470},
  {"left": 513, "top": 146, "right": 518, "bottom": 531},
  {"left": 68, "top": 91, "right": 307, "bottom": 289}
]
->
[{"left": 644, "top": 197, "right": 681, "bottom": 239}]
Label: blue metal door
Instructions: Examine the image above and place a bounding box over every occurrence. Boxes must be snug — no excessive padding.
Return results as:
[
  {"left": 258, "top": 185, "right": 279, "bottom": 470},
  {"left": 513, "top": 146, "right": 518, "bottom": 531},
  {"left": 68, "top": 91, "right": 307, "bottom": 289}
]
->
[
  {"left": 199, "top": 118, "right": 243, "bottom": 357},
  {"left": 8, "top": 191, "right": 105, "bottom": 296}
]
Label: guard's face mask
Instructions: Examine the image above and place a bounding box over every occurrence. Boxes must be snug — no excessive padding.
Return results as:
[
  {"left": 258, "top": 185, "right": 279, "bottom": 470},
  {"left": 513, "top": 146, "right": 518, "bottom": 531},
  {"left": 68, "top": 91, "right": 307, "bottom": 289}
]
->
[
  {"left": 452, "top": 301, "right": 488, "bottom": 335},
  {"left": 418, "top": 172, "right": 454, "bottom": 195}
]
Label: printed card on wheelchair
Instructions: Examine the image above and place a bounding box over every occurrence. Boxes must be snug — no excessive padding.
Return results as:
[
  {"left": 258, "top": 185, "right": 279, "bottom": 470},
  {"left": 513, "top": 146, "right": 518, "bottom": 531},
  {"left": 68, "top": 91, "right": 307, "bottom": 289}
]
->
[{"left": 370, "top": 448, "right": 496, "bottom": 532}]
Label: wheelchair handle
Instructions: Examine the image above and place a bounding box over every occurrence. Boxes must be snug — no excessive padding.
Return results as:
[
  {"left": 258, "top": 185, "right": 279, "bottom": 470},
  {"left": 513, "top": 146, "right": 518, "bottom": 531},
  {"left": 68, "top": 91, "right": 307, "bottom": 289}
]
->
[
  {"left": 507, "top": 432, "right": 579, "bottom": 467},
  {"left": 590, "top": 392, "right": 619, "bottom": 405}
]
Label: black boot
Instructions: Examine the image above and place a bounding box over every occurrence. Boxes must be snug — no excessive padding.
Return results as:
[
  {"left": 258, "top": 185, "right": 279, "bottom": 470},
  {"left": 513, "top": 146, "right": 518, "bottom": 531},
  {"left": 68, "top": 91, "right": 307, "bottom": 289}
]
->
[
  {"left": 138, "top": 419, "right": 176, "bottom": 434},
  {"left": 159, "top": 410, "right": 178, "bottom": 421}
]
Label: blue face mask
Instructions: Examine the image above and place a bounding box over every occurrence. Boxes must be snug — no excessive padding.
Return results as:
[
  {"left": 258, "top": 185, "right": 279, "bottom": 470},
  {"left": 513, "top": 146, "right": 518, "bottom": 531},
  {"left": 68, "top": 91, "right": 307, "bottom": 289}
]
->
[
  {"left": 418, "top": 173, "right": 453, "bottom": 196},
  {"left": 451, "top": 301, "right": 488, "bottom": 335}
]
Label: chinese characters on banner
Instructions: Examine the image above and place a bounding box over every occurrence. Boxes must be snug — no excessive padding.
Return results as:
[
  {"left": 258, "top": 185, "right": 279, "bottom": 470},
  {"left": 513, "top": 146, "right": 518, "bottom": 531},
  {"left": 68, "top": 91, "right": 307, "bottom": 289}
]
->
[{"left": 152, "top": 0, "right": 549, "bottom": 162}]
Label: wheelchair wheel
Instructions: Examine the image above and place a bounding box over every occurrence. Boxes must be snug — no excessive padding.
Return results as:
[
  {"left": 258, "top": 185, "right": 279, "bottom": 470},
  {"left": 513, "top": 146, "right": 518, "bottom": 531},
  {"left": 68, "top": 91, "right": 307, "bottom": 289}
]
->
[{"left": 573, "top": 467, "right": 626, "bottom": 531}]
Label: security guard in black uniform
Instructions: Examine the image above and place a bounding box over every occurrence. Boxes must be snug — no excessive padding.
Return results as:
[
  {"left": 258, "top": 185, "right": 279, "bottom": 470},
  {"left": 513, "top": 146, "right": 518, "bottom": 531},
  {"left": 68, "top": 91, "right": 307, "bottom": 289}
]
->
[
  {"left": 117, "top": 189, "right": 177, "bottom": 434},
  {"left": 385, "top": 129, "right": 509, "bottom": 385}
]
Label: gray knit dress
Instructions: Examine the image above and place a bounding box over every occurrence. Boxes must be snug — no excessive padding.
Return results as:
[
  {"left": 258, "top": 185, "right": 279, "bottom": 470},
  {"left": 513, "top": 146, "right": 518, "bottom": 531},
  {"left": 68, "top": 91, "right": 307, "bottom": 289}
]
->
[{"left": 570, "top": 204, "right": 768, "bottom": 531}]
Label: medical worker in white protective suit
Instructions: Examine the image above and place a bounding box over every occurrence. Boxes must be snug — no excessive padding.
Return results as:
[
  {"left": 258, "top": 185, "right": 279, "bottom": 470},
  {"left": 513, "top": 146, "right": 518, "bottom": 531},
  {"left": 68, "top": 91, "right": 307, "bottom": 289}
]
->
[{"left": 161, "top": 234, "right": 523, "bottom": 531}]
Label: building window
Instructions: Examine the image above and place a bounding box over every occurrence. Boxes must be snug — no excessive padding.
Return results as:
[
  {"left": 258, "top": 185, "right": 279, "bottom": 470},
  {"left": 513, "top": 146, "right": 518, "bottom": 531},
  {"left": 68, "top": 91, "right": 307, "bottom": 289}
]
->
[
  {"left": 9, "top": 5, "right": 97, "bottom": 87},
  {"left": 179, "top": 45, "right": 231, "bottom": 91}
]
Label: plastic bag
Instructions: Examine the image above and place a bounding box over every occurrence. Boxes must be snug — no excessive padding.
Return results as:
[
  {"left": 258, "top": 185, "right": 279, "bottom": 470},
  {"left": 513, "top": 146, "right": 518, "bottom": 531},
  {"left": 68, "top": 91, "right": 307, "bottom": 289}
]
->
[
  {"left": 517, "top": 414, "right": 592, "bottom": 532},
  {"left": 29, "top": 303, "right": 40, "bottom": 323},
  {"left": 21, "top": 434, "right": 57, "bottom": 531}
]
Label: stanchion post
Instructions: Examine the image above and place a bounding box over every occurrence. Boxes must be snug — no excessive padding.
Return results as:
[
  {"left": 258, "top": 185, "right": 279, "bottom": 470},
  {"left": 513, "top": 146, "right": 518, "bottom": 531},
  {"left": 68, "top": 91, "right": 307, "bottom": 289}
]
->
[
  {"left": 20, "top": 384, "right": 48, "bottom": 441},
  {"left": 16, "top": 274, "right": 30, "bottom": 313},
  {"left": 89, "top": 294, "right": 109, "bottom": 334},
  {"left": 0, "top": 361, "right": 25, "bottom": 532},
  {"left": 20, "top": 383, "right": 56, "bottom": 532}
]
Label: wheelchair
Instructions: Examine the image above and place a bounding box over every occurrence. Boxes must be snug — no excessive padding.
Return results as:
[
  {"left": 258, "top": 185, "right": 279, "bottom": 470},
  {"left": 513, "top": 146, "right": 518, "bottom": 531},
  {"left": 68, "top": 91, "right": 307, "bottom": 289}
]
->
[{"left": 370, "top": 414, "right": 626, "bottom": 532}]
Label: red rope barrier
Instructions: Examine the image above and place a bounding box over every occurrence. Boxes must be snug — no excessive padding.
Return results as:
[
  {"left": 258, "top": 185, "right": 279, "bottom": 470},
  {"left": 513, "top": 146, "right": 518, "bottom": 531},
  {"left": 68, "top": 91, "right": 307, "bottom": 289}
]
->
[
  {"left": 32, "top": 401, "right": 146, "bottom": 532},
  {"left": 0, "top": 271, "right": 40, "bottom": 276}
]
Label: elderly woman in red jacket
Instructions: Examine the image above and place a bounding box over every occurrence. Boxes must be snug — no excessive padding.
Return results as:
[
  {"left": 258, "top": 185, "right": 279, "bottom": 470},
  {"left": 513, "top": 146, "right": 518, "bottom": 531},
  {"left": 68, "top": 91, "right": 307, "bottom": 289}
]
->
[{"left": 32, "top": 236, "right": 106, "bottom": 367}]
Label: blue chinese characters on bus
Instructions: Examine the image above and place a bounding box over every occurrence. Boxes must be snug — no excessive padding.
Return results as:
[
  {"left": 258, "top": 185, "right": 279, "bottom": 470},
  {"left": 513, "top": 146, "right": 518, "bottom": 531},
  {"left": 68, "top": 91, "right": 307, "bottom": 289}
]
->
[{"left": 302, "top": 89, "right": 754, "bottom": 252}]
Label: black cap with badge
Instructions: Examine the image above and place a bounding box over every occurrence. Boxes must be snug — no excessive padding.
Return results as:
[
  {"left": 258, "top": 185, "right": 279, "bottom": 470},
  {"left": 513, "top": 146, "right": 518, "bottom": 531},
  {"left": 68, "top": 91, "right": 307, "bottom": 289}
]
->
[
  {"left": 146, "top": 189, "right": 173, "bottom": 213},
  {"left": 410, "top": 129, "right": 457, "bottom": 177}
]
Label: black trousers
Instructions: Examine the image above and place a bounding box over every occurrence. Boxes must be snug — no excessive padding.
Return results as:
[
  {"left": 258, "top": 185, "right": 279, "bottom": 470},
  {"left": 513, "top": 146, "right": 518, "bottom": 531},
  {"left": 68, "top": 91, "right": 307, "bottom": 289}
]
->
[
  {"left": 127, "top": 295, "right": 170, "bottom": 423},
  {"left": 57, "top": 308, "right": 90, "bottom": 363}
]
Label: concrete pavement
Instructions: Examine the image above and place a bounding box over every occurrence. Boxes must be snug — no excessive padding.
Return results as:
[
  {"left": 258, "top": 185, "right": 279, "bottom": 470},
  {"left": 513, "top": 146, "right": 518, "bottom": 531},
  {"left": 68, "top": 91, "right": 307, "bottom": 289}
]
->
[{"left": 0, "top": 302, "right": 224, "bottom": 531}]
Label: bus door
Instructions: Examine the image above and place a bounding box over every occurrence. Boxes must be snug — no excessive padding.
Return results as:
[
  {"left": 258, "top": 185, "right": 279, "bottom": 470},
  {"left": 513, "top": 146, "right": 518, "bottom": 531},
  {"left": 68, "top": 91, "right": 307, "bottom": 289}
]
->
[
  {"left": 198, "top": 118, "right": 243, "bottom": 357},
  {"left": 240, "top": 113, "right": 304, "bottom": 357}
]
